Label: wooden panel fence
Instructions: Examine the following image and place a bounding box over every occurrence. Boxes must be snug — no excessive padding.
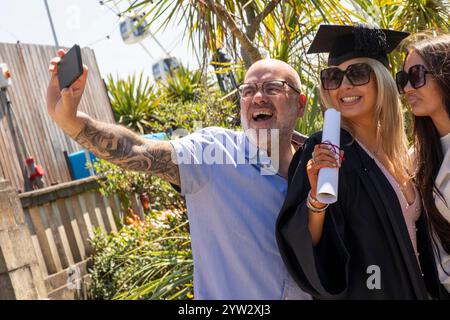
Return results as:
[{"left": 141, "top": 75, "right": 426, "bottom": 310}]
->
[
  {"left": 0, "top": 42, "right": 115, "bottom": 192},
  {"left": 19, "top": 176, "right": 123, "bottom": 299}
]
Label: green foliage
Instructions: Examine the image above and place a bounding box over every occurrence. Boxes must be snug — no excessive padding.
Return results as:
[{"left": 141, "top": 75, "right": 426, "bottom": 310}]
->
[
  {"left": 92, "top": 159, "right": 185, "bottom": 213},
  {"left": 296, "top": 86, "right": 324, "bottom": 136},
  {"left": 108, "top": 65, "right": 240, "bottom": 135},
  {"left": 88, "top": 211, "right": 193, "bottom": 300},
  {"left": 107, "top": 72, "right": 164, "bottom": 134},
  {"left": 158, "top": 64, "right": 202, "bottom": 103},
  {"left": 156, "top": 92, "right": 240, "bottom": 133},
  {"left": 89, "top": 159, "right": 192, "bottom": 300}
]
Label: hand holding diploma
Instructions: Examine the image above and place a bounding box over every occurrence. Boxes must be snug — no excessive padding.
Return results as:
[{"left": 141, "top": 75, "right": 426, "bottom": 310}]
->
[
  {"left": 316, "top": 109, "right": 341, "bottom": 203},
  {"left": 306, "top": 108, "right": 344, "bottom": 209}
]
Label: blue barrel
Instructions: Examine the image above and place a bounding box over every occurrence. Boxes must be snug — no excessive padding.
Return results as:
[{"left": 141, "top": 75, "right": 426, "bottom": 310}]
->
[{"left": 67, "top": 150, "right": 97, "bottom": 180}]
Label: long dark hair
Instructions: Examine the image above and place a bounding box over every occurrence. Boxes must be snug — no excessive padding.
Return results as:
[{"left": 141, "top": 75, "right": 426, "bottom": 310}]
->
[{"left": 407, "top": 34, "right": 450, "bottom": 255}]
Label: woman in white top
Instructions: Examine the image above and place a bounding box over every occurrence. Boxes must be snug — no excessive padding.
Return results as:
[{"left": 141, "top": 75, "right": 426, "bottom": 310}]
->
[{"left": 396, "top": 34, "right": 450, "bottom": 293}]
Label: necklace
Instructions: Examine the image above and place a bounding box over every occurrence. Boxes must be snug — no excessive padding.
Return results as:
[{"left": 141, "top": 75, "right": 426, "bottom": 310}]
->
[{"left": 372, "top": 138, "right": 381, "bottom": 157}]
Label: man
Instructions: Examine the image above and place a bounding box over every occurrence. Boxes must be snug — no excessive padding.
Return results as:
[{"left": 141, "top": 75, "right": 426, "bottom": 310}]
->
[{"left": 47, "top": 50, "right": 310, "bottom": 299}]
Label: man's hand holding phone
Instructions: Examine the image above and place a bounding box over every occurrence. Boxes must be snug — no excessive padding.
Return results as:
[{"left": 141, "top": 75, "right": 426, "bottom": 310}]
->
[{"left": 46, "top": 46, "right": 90, "bottom": 138}]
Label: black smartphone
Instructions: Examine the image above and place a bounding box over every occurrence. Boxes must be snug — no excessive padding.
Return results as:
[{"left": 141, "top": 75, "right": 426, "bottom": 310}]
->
[{"left": 57, "top": 44, "right": 83, "bottom": 91}]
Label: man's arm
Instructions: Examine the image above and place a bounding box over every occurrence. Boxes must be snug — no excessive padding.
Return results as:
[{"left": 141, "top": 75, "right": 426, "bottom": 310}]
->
[
  {"left": 46, "top": 49, "right": 180, "bottom": 186},
  {"left": 75, "top": 118, "right": 180, "bottom": 186}
]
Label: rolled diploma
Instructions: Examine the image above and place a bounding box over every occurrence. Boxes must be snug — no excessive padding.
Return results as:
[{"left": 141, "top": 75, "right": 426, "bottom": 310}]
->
[{"left": 316, "top": 108, "right": 341, "bottom": 204}]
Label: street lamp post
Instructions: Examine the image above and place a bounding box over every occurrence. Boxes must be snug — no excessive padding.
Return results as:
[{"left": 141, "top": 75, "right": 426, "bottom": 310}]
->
[{"left": 43, "top": 0, "right": 59, "bottom": 48}]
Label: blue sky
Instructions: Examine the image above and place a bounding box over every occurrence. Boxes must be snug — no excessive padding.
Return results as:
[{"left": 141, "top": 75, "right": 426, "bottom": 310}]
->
[{"left": 0, "top": 0, "right": 200, "bottom": 79}]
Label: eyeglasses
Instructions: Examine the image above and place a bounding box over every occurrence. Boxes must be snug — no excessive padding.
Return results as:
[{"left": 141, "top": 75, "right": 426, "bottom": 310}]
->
[
  {"left": 320, "top": 63, "right": 372, "bottom": 90},
  {"left": 238, "top": 80, "right": 300, "bottom": 98},
  {"left": 395, "top": 64, "right": 432, "bottom": 94}
]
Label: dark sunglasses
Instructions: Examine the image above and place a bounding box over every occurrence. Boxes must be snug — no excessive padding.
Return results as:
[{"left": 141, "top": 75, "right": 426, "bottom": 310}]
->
[
  {"left": 320, "top": 63, "right": 372, "bottom": 90},
  {"left": 395, "top": 64, "right": 432, "bottom": 94}
]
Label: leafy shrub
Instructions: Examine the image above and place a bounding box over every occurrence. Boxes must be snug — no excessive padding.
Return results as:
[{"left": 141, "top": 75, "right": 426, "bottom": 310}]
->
[
  {"left": 154, "top": 91, "right": 240, "bottom": 133},
  {"left": 107, "top": 64, "right": 240, "bottom": 135},
  {"left": 92, "top": 159, "right": 185, "bottom": 214},
  {"left": 158, "top": 64, "right": 202, "bottom": 103},
  {"left": 107, "top": 72, "right": 164, "bottom": 134},
  {"left": 88, "top": 209, "right": 193, "bottom": 300}
]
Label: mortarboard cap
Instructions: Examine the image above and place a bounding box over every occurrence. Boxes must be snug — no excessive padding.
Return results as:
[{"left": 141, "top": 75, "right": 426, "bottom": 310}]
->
[{"left": 307, "top": 24, "right": 410, "bottom": 67}]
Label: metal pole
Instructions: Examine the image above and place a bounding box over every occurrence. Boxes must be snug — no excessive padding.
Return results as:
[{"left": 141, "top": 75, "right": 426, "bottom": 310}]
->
[
  {"left": 138, "top": 42, "right": 155, "bottom": 60},
  {"left": 44, "top": 0, "right": 59, "bottom": 48},
  {"left": 147, "top": 30, "right": 170, "bottom": 57}
]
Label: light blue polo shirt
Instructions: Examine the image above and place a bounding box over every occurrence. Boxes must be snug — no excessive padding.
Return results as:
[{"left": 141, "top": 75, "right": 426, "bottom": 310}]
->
[{"left": 170, "top": 127, "right": 310, "bottom": 300}]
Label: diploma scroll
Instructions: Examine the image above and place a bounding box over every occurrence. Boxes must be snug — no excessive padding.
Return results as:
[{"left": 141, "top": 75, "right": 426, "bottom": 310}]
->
[{"left": 316, "top": 108, "right": 341, "bottom": 204}]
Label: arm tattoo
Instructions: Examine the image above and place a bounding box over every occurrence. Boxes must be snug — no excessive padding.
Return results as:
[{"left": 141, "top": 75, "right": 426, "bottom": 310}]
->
[{"left": 74, "top": 118, "right": 180, "bottom": 186}]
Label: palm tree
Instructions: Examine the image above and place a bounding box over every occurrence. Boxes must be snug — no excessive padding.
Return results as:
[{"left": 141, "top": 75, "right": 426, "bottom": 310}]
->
[
  {"left": 104, "top": 0, "right": 450, "bottom": 138},
  {"left": 351, "top": 0, "right": 450, "bottom": 73},
  {"left": 106, "top": 0, "right": 360, "bottom": 67},
  {"left": 352, "top": 0, "right": 450, "bottom": 32}
]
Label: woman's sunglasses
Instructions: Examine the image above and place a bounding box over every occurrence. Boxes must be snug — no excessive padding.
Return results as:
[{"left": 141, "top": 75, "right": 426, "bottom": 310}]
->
[
  {"left": 395, "top": 64, "right": 432, "bottom": 94},
  {"left": 320, "top": 63, "right": 372, "bottom": 90}
]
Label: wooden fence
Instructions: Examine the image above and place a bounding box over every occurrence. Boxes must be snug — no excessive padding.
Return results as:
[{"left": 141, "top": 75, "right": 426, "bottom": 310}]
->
[
  {"left": 19, "top": 176, "right": 123, "bottom": 299},
  {"left": 0, "top": 42, "right": 115, "bottom": 192}
]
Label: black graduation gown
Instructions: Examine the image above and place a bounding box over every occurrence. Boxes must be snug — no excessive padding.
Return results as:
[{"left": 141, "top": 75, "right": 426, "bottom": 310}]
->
[{"left": 276, "top": 129, "right": 450, "bottom": 300}]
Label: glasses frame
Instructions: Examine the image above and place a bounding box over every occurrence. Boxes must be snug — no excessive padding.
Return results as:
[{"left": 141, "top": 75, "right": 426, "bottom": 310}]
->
[
  {"left": 237, "top": 80, "right": 300, "bottom": 98},
  {"left": 320, "top": 63, "right": 373, "bottom": 90},
  {"left": 395, "top": 64, "right": 432, "bottom": 94}
]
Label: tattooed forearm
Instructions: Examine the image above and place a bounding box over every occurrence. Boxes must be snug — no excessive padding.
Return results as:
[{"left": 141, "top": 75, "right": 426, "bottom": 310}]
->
[{"left": 74, "top": 118, "right": 180, "bottom": 186}]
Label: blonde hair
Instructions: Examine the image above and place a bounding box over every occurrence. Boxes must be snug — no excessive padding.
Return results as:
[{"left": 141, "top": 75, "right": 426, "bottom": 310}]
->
[{"left": 319, "top": 58, "right": 412, "bottom": 179}]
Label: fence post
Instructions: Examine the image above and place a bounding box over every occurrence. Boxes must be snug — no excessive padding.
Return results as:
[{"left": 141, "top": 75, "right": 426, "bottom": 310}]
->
[
  {"left": 0, "top": 178, "right": 47, "bottom": 299},
  {"left": 130, "top": 193, "right": 144, "bottom": 221}
]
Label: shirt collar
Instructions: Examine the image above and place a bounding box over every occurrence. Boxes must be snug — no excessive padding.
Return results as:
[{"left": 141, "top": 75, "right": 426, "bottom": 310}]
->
[{"left": 237, "top": 131, "right": 278, "bottom": 175}]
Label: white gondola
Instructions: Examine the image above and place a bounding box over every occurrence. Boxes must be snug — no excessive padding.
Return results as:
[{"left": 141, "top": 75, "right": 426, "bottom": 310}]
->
[
  {"left": 152, "top": 57, "right": 179, "bottom": 83},
  {"left": 119, "top": 12, "right": 149, "bottom": 45}
]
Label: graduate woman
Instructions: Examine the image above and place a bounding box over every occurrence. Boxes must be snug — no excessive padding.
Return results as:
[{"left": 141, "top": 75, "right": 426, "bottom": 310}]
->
[
  {"left": 276, "top": 25, "right": 450, "bottom": 299},
  {"left": 396, "top": 34, "right": 450, "bottom": 293}
]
